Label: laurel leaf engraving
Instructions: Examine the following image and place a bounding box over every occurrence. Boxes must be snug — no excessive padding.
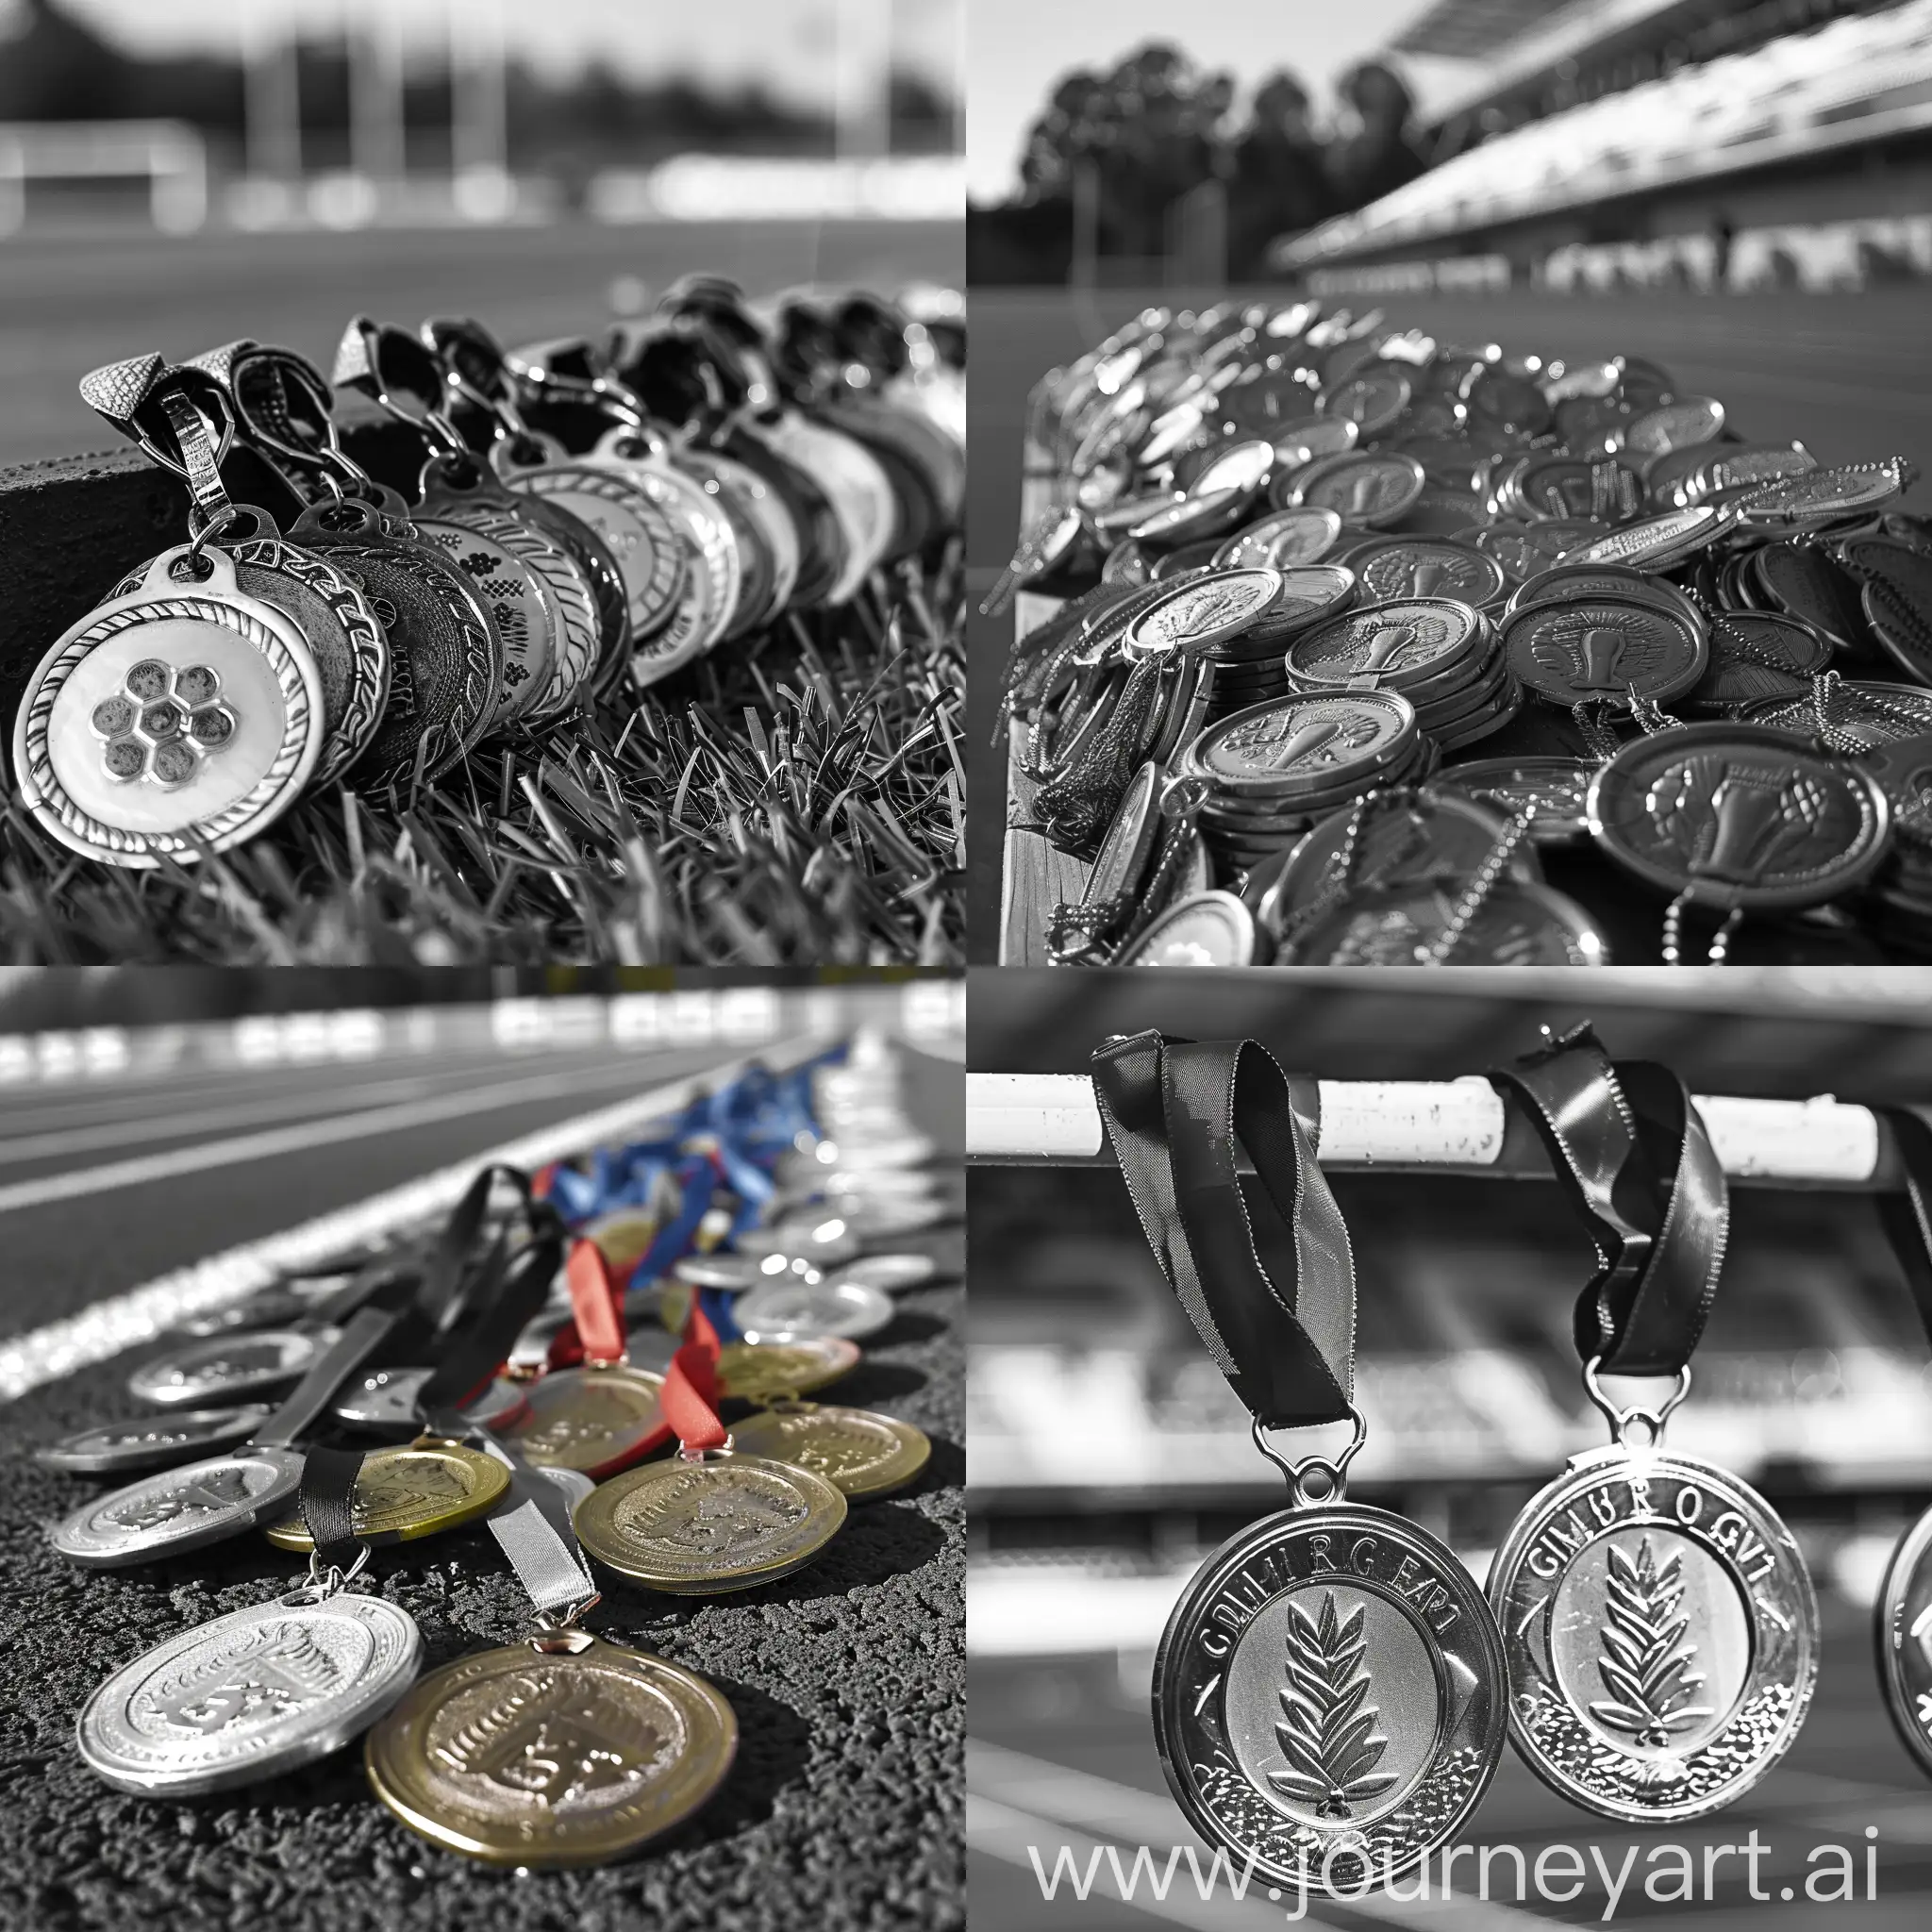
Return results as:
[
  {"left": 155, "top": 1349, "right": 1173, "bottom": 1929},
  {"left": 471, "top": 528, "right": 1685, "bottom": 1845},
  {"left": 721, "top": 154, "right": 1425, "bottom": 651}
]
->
[
  {"left": 1588, "top": 1537, "right": 1713, "bottom": 1747},
  {"left": 1268, "top": 1591, "right": 1398, "bottom": 1818}
]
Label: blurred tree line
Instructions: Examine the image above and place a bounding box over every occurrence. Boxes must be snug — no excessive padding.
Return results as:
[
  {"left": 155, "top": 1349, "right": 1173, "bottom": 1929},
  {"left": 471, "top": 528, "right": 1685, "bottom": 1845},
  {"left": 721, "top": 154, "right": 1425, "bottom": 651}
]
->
[
  {"left": 0, "top": 0, "right": 958, "bottom": 174},
  {"left": 969, "top": 42, "right": 1426, "bottom": 284}
]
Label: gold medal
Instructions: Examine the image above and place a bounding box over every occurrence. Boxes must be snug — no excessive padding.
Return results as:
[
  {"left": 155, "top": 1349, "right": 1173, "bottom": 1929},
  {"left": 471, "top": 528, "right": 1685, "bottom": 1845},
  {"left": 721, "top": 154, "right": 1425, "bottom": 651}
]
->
[
  {"left": 715, "top": 1337, "right": 858, "bottom": 1403},
  {"left": 263, "top": 1438, "right": 508, "bottom": 1550},
  {"left": 493, "top": 1364, "right": 666, "bottom": 1478},
  {"left": 582, "top": 1208, "right": 658, "bottom": 1275},
  {"left": 573, "top": 1450, "right": 846, "bottom": 1592},
  {"left": 728, "top": 1402, "right": 930, "bottom": 1500},
  {"left": 365, "top": 1629, "right": 735, "bottom": 1868}
]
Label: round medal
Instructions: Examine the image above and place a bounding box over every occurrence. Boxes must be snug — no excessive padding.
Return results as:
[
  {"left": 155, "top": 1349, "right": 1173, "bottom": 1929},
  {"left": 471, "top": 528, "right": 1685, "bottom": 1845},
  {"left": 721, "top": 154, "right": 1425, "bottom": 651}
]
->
[
  {"left": 14, "top": 546, "right": 325, "bottom": 868},
  {"left": 1876, "top": 1506, "right": 1932, "bottom": 1781},
  {"left": 364, "top": 1632, "right": 735, "bottom": 1867},
  {"left": 1115, "top": 891, "right": 1258, "bottom": 967},
  {"left": 1286, "top": 599, "right": 1485, "bottom": 691},
  {"left": 79, "top": 1589, "right": 422, "bottom": 1795},
  {"left": 49, "top": 1445, "right": 306, "bottom": 1568},
  {"left": 331, "top": 1367, "right": 529, "bottom": 1433},
  {"left": 36, "top": 1405, "right": 274, "bottom": 1476},
  {"left": 1501, "top": 597, "right": 1706, "bottom": 707},
  {"left": 671, "top": 1251, "right": 794, "bottom": 1292},
  {"left": 1278, "top": 878, "right": 1607, "bottom": 967},
  {"left": 128, "top": 1328, "right": 338, "bottom": 1407},
  {"left": 1433, "top": 758, "right": 1595, "bottom": 843},
  {"left": 829, "top": 1254, "right": 940, "bottom": 1295},
  {"left": 1489, "top": 1445, "right": 1816, "bottom": 1821},
  {"left": 1587, "top": 724, "right": 1891, "bottom": 909},
  {"left": 715, "top": 1337, "right": 859, "bottom": 1402},
  {"left": 291, "top": 500, "right": 499, "bottom": 788},
  {"left": 1213, "top": 508, "right": 1343, "bottom": 572},
  {"left": 1291, "top": 452, "right": 1425, "bottom": 527},
  {"left": 495, "top": 1364, "right": 667, "bottom": 1478},
  {"left": 728, "top": 1404, "right": 931, "bottom": 1499},
  {"left": 1346, "top": 539, "right": 1506, "bottom": 608},
  {"left": 735, "top": 1276, "right": 894, "bottom": 1344},
  {"left": 263, "top": 1439, "right": 509, "bottom": 1550},
  {"left": 573, "top": 1450, "right": 846, "bottom": 1592},
  {"left": 734, "top": 1216, "right": 861, "bottom": 1267},
  {"left": 1155, "top": 1501, "right": 1507, "bottom": 1897}
]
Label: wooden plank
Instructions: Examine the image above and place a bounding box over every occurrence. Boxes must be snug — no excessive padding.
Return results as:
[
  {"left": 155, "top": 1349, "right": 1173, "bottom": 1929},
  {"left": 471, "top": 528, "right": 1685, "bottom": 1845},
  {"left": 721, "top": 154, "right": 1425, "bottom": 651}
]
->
[{"left": 999, "top": 444, "right": 1079, "bottom": 964}]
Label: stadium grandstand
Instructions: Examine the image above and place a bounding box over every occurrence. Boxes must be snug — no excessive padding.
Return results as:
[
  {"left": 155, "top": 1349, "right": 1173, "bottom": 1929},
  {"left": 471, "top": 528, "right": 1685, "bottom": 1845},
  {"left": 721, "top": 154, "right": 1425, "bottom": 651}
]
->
[{"left": 1280, "top": 0, "right": 1932, "bottom": 292}]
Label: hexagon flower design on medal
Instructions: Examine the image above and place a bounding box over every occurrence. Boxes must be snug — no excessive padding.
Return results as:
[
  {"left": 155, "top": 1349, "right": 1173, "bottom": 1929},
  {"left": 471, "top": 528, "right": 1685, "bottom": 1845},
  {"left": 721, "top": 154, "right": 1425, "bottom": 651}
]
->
[{"left": 90, "top": 659, "right": 237, "bottom": 789}]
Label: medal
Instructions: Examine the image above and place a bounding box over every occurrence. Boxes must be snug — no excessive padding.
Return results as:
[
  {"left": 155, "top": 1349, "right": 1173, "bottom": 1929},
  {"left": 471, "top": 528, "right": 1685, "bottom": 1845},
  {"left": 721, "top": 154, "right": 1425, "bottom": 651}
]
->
[
  {"left": 51, "top": 1300, "right": 406, "bottom": 1567},
  {"left": 365, "top": 1427, "right": 736, "bottom": 1864},
  {"left": 714, "top": 1336, "right": 858, "bottom": 1402},
  {"left": 36, "top": 1405, "right": 273, "bottom": 1476},
  {"left": 734, "top": 1274, "right": 894, "bottom": 1344},
  {"left": 1489, "top": 1028, "right": 1817, "bottom": 1819},
  {"left": 573, "top": 1327, "right": 846, "bottom": 1593},
  {"left": 262, "top": 1438, "right": 508, "bottom": 1551},
  {"left": 726, "top": 1401, "right": 930, "bottom": 1501},
  {"left": 1091, "top": 1033, "right": 1506, "bottom": 1896},
  {"left": 76, "top": 1444, "right": 423, "bottom": 1796},
  {"left": 495, "top": 1241, "right": 669, "bottom": 1476}
]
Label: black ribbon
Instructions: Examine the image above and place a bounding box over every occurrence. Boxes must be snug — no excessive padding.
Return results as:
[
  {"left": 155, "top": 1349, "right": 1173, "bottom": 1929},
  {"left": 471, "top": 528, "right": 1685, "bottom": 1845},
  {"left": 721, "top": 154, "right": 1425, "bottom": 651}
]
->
[
  {"left": 417, "top": 1202, "right": 566, "bottom": 1433},
  {"left": 1871, "top": 1105, "right": 1932, "bottom": 1345},
  {"left": 1491, "top": 1024, "right": 1728, "bottom": 1375},
  {"left": 299, "top": 1443, "right": 367, "bottom": 1575},
  {"left": 1091, "top": 1031, "right": 1356, "bottom": 1429}
]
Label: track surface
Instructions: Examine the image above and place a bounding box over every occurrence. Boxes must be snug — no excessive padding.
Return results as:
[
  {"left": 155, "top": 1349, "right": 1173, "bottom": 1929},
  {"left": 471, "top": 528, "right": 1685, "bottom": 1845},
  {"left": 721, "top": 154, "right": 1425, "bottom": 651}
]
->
[
  {"left": 970, "top": 1598, "right": 1932, "bottom": 1931},
  {"left": 0, "top": 1039, "right": 964, "bottom": 1932},
  {"left": 964, "top": 283, "right": 1932, "bottom": 961},
  {"left": 0, "top": 218, "right": 964, "bottom": 471}
]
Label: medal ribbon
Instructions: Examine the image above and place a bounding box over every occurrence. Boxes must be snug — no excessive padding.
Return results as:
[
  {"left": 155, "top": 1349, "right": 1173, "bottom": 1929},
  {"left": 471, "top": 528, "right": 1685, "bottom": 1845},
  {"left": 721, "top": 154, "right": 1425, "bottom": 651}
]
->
[
  {"left": 1090, "top": 1030, "right": 1356, "bottom": 1428},
  {"left": 300, "top": 1442, "right": 369, "bottom": 1577},
  {"left": 252, "top": 1295, "right": 412, "bottom": 1449},
  {"left": 661, "top": 1303, "right": 729, "bottom": 1454},
  {"left": 1870, "top": 1106, "right": 1932, "bottom": 1344},
  {"left": 1491, "top": 1024, "right": 1728, "bottom": 1374}
]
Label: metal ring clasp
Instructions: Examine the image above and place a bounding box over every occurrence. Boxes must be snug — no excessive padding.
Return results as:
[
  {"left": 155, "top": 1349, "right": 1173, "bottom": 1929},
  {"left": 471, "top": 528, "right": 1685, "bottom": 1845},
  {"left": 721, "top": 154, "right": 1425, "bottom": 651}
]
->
[
  {"left": 1582, "top": 1356, "right": 1691, "bottom": 1449},
  {"left": 288, "top": 1544, "right": 371, "bottom": 1603},
  {"left": 1251, "top": 1407, "right": 1368, "bottom": 1508}
]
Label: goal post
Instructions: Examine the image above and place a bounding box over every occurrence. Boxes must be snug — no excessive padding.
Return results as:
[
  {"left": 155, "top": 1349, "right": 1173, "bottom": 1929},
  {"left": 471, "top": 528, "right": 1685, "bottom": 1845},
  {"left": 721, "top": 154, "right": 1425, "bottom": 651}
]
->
[{"left": 0, "top": 121, "right": 208, "bottom": 239}]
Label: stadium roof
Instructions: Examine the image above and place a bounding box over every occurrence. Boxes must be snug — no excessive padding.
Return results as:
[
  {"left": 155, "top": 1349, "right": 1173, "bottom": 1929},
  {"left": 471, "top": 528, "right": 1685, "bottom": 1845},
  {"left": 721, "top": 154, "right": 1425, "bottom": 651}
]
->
[{"left": 1391, "top": 0, "right": 1635, "bottom": 59}]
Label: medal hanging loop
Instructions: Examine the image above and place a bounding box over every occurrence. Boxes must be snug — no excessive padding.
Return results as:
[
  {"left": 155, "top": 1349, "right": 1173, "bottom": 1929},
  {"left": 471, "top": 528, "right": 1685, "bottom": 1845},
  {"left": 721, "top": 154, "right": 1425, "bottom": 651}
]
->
[
  {"left": 1580, "top": 1356, "right": 1691, "bottom": 1449},
  {"left": 183, "top": 341, "right": 373, "bottom": 506},
  {"left": 333, "top": 316, "right": 474, "bottom": 463},
  {"left": 1490, "top": 1021, "right": 1728, "bottom": 1381},
  {"left": 1090, "top": 1029, "right": 1358, "bottom": 1436},
  {"left": 1249, "top": 1407, "right": 1367, "bottom": 1507}
]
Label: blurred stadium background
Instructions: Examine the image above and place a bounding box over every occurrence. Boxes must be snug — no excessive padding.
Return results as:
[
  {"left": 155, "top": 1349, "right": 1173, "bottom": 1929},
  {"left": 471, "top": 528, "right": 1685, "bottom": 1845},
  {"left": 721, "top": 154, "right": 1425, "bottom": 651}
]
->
[
  {"left": 963, "top": 0, "right": 1932, "bottom": 960},
  {"left": 969, "top": 969, "right": 1932, "bottom": 1927},
  {"left": 0, "top": 0, "right": 962, "bottom": 468}
]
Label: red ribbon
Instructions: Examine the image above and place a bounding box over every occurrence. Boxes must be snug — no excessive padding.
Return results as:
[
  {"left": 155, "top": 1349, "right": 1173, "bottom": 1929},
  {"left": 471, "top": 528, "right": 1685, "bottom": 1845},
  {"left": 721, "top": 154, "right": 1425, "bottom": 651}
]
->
[
  {"left": 560, "top": 1238, "right": 625, "bottom": 1367},
  {"left": 662, "top": 1297, "right": 726, "bottom": 1452}
]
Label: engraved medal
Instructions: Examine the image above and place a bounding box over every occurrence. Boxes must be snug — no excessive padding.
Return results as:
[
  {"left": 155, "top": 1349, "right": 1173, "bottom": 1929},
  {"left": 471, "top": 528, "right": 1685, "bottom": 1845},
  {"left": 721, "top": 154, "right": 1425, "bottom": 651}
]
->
[
  {"left": 1091, "top": 1033, "right": 1507, "bottom": 1897},
  {"left": 1489, "top": 1029, "right": 1818, "bottom": 1819}
]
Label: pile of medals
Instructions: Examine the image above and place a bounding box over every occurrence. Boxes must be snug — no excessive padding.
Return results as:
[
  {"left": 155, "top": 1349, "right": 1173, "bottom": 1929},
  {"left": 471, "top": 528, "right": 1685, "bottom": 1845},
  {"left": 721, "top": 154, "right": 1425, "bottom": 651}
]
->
[
  {"left": 999, "top": 297, "right": 1932, "bottom": 965},
  {"left": 1089, "top": 1024, "right": 1932, "bottom": 1902},
  {"left": 33, "top": 1039, "right": 956, "bottom": 1868},
  {"left": 12, "top": 282, "right": 964, "bottom": 872}
]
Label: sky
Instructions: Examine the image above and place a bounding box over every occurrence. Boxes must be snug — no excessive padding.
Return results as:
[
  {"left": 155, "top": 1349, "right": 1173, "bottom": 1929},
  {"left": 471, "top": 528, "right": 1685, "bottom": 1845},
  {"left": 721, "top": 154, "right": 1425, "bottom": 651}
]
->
[
  {"left": 27, "top": 0, "right": 962, "bottom": 109},
  {"left": 965, "top": 0, "right": 1457, "bottom": 203}
]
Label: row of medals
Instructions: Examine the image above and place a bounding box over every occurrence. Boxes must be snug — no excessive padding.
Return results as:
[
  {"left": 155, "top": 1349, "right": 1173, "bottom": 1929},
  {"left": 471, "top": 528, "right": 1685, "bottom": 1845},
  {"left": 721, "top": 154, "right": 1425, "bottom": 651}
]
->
[
  {"left": 1153, "top": 1367, "right": 1873, "bottom": 1899},
  {"left": 34, "top": 1047, "right": 951, "bottom": 1867},
  {"left": 12, "top": 292, "right": 965, "bottom": 870},
  {"left": 1007, "top": 297, "right": 1932, "bottom": 965}
]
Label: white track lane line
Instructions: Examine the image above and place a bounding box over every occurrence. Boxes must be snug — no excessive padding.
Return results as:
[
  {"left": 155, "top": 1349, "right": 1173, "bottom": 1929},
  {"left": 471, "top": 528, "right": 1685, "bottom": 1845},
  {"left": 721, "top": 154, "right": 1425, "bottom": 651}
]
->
[
  {"left": 968, "top": 1742, "right": 1575, "bottom": 1932},
  {"left": 0, "top": 1059, "right": 676, "bottom": 1216},
  {"left": 0, "top": 1036, "right": 824, "bottom": 1403}
]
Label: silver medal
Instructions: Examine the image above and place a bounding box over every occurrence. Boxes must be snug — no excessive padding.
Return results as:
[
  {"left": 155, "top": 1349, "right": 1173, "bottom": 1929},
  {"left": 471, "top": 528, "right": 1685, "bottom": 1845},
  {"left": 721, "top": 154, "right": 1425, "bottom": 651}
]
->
[
  {"left": 37, "top": 1406, "right": 274, "bottom": 1476},
  {"left": 1155, "top": 1429, "right": 1506, "bottom": 1898},
  {"left": 735, "top": 1275, "right": 894, "bottom": 1344},
  {"left": 1877, "top": 1506, "right": 1932, "bottom": 1781},
  {"left": 127, "top": 1328, "right": 340, "bottom": 1406},
  {"left": 49, "top": 1445, "right": 307, "bottom": 1568},
  {"left": 330, "top": 1366, "right": 530, "bottom": 1433},
  {"left": 827, "top": 1255, "right": 939, "bottom": 1295},
  {"left": 1488, "top": 1373, "right": 1817, "bottom": 1820},
  {"left": 78, "top": 1586, "right": 421, "bottom": 1794}
]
